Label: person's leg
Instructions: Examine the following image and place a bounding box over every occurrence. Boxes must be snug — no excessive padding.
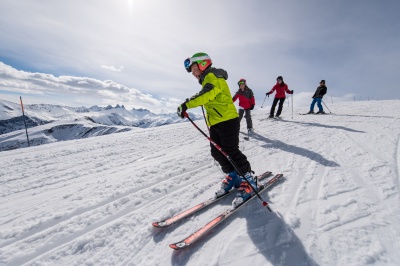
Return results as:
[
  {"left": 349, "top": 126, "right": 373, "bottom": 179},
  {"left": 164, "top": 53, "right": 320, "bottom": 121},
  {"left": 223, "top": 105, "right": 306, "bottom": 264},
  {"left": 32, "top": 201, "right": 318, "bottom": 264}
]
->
[
  {"left": 212, "top": 118, "right": 251, "bottom": 175},
  {"left": 212, "top": 118, "right": 252, "bottom": 196},
  {"left": 316, "top": 98, "right": 323, "bottom": 112},
  {"left": 238, "top": 109, "right": 244, "bottom": 122},
  {"left": 245, "top": 109, "right": 252, "bottom": 129},
  {"left": 276, "top": 98, "right": 286, "bottom": 116},
  {"left": 209, "top": 125, "right": 233, "bottom": 173},
  {"left": 270, "top": 98, "right": 279, "bottom": 117},
  {"left": 310, "top": 98, "right": 317, "bottom": 112},
  {"left": 238, "top": 109, "right": 244, "bottom": 130}
]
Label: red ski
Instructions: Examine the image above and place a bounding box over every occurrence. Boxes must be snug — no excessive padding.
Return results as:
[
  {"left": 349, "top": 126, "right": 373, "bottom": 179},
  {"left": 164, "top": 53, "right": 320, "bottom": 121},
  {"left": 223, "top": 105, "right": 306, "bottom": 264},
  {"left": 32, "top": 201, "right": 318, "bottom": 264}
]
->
[
  {"left": 169, "top": 173, "right": 284, "bottom": 250},
  {"left": 152, "top": 171, "right": 272, "bottom": 228}
]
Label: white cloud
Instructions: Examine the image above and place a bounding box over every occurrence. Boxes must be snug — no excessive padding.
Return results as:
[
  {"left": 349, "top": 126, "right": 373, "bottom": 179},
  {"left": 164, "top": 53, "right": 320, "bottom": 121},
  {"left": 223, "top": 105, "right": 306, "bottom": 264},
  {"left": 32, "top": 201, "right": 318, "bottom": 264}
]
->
[
  {"left": 0, "top": 62, "right": 181, "bottom": 114},
  {"left": 101, "top": 65, "right": 124, "bottom": 72}
]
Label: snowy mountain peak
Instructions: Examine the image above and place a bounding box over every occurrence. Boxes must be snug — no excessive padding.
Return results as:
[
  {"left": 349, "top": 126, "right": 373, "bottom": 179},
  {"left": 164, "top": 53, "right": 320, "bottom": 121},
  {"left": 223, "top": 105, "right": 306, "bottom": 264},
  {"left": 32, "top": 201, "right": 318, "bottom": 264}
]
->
[{"left": 0, "top": 98, "right": 202, "bottom": 150}]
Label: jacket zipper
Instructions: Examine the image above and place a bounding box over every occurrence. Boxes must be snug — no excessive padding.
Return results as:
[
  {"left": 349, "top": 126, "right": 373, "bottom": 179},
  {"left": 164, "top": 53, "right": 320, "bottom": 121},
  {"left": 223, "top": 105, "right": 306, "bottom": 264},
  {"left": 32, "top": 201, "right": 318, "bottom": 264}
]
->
[{"left": 213, "top": 107, "right": 223, "bottom": 117}]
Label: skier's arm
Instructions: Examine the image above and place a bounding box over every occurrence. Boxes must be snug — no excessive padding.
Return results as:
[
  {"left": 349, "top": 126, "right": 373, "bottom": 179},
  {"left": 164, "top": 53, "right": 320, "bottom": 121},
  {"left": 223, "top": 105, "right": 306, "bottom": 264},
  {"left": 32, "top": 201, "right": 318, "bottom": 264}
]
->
[
  {"left": 285, "top": 85, "right": 293, "bottom": 94},
  {"left": 232, "top": 92, "right": 239, "bottom": 102},
  {"left": 266, "top": 86, "right": 275, "bottom": 96},
  {"left": 186, "top": 83, "right": 221, "bottom": 109}
]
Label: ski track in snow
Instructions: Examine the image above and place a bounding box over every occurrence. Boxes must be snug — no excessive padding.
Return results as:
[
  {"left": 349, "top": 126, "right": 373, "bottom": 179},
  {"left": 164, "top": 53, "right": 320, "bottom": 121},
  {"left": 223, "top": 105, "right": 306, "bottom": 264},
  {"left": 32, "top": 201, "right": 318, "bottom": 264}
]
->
[{"left": 1, "top": 101, "right": 400, "bottom": 265}]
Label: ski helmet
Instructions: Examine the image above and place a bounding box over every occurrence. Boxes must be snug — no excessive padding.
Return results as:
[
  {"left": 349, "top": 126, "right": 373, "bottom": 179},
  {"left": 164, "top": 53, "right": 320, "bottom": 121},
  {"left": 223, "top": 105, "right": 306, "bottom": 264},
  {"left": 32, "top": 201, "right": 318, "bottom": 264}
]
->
[
  {"left": 320, "top": 80, "right": 326, "bottom": 84},
  {"left": 184, "top": 52, "right": 212, "bottom": 73},
  {"left": 238, "top": 78, "right": 246, "bottom": 86},
  {"left": 277, "top": 76, "right": 283, "bottom": 81}
]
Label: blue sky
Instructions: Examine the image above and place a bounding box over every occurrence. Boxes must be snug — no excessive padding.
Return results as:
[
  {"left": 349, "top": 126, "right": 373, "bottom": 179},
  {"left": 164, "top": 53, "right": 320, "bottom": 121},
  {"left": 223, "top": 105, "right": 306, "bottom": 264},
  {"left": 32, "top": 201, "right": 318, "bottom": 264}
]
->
[{"left": 1, "top": 0, "right": 399, "bottom": 113}]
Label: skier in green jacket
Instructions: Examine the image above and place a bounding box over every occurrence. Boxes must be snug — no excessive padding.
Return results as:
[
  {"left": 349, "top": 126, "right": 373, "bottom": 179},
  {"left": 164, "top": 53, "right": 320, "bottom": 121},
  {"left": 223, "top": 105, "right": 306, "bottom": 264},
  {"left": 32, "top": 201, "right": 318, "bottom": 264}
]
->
[{"left": 177, "top": 52, "right": 257, "bottom": 207}]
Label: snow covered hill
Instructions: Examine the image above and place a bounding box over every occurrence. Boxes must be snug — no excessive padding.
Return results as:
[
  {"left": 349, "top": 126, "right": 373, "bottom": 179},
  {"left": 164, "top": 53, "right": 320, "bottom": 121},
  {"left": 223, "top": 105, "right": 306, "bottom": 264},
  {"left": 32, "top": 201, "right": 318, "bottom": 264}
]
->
[
  {"left": 0, "top": 99, "right": 201, "bottom": 151},
  {"left": 0, "top": 100, "right": 399, "bottom": 265},
  {"left": 0, "top": 99, "right": 199, "bottom": 133}
]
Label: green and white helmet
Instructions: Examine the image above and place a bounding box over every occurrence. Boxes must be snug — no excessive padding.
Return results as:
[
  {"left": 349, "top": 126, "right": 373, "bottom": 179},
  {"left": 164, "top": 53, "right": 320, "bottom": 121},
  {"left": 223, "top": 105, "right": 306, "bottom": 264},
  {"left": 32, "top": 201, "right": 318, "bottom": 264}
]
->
[{"left": 184, "top": 52, "right": 212, "bottom": 73}]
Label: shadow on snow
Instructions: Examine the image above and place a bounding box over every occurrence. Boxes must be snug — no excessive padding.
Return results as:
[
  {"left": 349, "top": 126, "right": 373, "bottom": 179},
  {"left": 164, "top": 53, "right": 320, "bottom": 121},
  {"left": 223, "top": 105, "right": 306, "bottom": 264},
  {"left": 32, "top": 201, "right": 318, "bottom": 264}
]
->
[
  {"left": 279, "top": 119, "right": 366, "bottom": 133},
  {"left": 250, "top": 131, "right": 339, "bottom": 167},
  {"left": 167, "top": 178, "right": 318, "bottom": 265}
]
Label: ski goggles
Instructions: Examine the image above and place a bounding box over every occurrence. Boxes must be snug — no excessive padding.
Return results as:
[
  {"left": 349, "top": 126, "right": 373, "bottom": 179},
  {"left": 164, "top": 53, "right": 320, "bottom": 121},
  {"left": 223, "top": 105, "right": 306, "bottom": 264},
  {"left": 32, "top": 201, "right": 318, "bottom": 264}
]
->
[
  {"left": 184, "top": 55, "right": 211, "bottom": 72},
  {"left": 238, "top": 81, "right": 246, "bottom": 85}
]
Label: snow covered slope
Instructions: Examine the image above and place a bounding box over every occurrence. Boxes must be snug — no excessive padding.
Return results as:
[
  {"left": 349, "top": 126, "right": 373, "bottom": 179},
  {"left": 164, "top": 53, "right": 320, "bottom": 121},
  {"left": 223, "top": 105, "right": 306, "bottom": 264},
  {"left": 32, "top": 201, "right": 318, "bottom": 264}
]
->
[{"left": 0, "top": 100, "right": 399, "bottom": 265}]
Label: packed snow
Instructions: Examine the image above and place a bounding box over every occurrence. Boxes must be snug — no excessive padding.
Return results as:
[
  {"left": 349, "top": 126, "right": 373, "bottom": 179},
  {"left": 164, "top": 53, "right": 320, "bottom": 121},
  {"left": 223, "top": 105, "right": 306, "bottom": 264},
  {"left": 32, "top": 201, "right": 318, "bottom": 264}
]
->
[{"left": 0, "top": 100, "right": 399, "bottom": 266}]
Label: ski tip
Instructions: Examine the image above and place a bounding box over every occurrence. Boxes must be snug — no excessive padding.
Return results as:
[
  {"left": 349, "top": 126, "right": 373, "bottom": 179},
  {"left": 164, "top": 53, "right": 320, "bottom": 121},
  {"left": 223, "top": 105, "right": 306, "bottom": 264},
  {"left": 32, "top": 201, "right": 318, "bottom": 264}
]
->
[
  {"left": 169, "top": 242, "right": 188, "bottom": 250},
  {"left": 152, "top": 221, "right": 166, "bottom": 228},
  {"left": 169, "top": 244, "right": 178, "bottom": 250}
]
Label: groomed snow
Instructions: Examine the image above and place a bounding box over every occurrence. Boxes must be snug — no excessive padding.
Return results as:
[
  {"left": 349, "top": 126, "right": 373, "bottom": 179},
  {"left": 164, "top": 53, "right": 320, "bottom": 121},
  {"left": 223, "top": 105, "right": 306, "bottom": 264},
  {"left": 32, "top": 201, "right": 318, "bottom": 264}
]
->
[{"left": 1, "top": 100, "right": 399, "bottom": 266}]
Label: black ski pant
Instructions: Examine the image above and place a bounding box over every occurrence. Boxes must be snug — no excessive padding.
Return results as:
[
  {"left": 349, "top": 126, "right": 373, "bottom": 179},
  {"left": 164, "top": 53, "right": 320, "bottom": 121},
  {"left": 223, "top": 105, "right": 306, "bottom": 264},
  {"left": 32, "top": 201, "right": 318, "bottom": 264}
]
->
[
  {"left": 209, "top": 117, "right": 251, "bottom": 175},
  {"left": 270, "top": 97, "right": 286, "bottom": 117},
  {"left": 238, "top": 109, "right": 253, "bottom": 129}
]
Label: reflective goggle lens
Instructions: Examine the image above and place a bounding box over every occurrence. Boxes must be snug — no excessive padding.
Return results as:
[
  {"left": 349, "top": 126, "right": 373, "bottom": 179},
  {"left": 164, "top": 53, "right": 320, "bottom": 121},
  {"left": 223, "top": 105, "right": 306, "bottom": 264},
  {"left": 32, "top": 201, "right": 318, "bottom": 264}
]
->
[
  {"left": 184, "top": 55, "right": 210, "bottom": 72},
  {"left": 184, "top": 58, "right": 191, "bottom": 69},
  {"left": 238, "top": 81, "right": 245, "bottom": 85}
]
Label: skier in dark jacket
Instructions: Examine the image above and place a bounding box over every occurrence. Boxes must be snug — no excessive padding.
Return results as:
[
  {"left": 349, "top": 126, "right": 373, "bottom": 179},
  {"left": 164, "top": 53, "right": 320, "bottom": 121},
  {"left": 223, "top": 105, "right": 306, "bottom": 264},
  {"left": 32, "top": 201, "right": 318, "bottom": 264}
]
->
[
  {"left": 308, "top": 80, "right": 327, "bottom": 114},
  {"left": 266, "top": 76, "right": 293, "bottom": 118},
  {"left": 177, "top": 52, "right": 257, "bottom": 207},
  {"left": 232, "top": 78, "right": 255, "bottom": 132}
]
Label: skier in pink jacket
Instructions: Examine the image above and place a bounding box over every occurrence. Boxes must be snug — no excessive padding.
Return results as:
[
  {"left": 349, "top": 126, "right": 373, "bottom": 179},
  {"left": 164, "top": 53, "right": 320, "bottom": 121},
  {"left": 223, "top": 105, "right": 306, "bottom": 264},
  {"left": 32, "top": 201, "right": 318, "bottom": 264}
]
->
[{"left": 266, "top": 76, "right": 293, "bottom": 118}]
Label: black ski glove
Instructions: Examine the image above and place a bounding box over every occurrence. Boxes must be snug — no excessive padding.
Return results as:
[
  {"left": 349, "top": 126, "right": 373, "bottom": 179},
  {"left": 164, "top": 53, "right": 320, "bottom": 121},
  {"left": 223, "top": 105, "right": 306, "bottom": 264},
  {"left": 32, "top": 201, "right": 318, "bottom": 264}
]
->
[
  {"left": 290, "top": 90, "right": 294, "bottom": 94},
  {"left": 177, "top": 103, "right": 188, "bottom": 118},
  {"left": 266, "top": 92, "right": 270, "bottom": 98},
  {"left": 250, "top": 105, "right": 254, "bottom": 110}
]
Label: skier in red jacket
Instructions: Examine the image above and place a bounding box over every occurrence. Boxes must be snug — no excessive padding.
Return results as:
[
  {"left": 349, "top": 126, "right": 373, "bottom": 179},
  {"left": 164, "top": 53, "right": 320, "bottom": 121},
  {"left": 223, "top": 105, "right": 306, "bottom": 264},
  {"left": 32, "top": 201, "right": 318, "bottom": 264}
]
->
[
  {"left": 232, "top": 78, "right": 255, "bottom": 132},
  {"left": 266, "top": 76, "right": 293, "bottom": 118}
]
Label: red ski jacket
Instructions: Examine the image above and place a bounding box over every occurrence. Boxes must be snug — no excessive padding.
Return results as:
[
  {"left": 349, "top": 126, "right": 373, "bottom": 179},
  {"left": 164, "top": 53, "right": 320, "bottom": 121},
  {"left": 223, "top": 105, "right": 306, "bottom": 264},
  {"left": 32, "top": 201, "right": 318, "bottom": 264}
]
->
[
  {"left": 267, "top": 82, "right": 292, "bottom": 98},
  {"left": 232, "top": 87, "right": 255, "bottom": 109}
]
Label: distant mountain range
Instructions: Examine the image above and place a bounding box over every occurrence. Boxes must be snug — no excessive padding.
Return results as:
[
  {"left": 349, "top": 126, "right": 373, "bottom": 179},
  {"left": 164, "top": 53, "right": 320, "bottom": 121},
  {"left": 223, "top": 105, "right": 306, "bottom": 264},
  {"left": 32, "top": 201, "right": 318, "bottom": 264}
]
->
[{"left": 0, "top": 99, "right": 201, "bottom": 151}]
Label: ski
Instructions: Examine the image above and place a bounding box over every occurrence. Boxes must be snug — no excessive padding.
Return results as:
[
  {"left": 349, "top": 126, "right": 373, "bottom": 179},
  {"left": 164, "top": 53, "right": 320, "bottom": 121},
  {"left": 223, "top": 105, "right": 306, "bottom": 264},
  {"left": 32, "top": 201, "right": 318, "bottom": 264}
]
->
[
  {"left": 169, "top": 173, "right": 284, "bottom": 250},
  {"left": 152, "top": 171, "right": 272, "bottom": 228}
]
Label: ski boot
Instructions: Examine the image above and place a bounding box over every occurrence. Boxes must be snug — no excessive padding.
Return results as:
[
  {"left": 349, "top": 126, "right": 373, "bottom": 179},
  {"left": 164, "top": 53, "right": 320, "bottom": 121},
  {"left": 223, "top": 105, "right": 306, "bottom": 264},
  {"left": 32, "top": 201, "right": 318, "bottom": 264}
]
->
[
  {"left": 232, "top": 172, "right": 258, "bottom": 208},
  {"left": 316, "top": 110, "right": 325, "bottom": 114},
  {"left": 215, "top": 171, "right": 241, "bottom": 198},
  {"left": 307, "top": 110, "right": 314, "bottom": 114}
]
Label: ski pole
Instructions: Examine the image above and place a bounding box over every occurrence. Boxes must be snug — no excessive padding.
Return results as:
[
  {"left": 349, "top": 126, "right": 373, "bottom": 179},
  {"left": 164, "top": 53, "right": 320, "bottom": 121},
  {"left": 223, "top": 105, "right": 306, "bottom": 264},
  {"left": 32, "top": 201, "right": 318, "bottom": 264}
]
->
[
  {"left": 184, "top": 113, "right": 271, "bottom": 210},
  {"left": 201, "top": 106, "right": 210, "bottom": 133},
  {"left": 291, "top": 93, "right": 293, "bottom": 119},
  {"left": 261, "top": 95, "right": 267, "bottom": 108},
  {"left": 202, "top": 106, "right": 221, "bottom": 169},
  {"left": 19, "top": 96, "right": 30, "bottom": 147},
  {"left": 322, "top": 100, "right": 332, "bottom": 113}
]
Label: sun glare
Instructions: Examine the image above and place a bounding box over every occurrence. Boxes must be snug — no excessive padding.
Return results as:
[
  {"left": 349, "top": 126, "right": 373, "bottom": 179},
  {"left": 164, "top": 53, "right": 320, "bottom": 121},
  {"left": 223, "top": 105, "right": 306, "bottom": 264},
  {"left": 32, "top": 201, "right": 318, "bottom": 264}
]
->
[{"left": 127, "top": 0, "right": 133, "bottom": 11}]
